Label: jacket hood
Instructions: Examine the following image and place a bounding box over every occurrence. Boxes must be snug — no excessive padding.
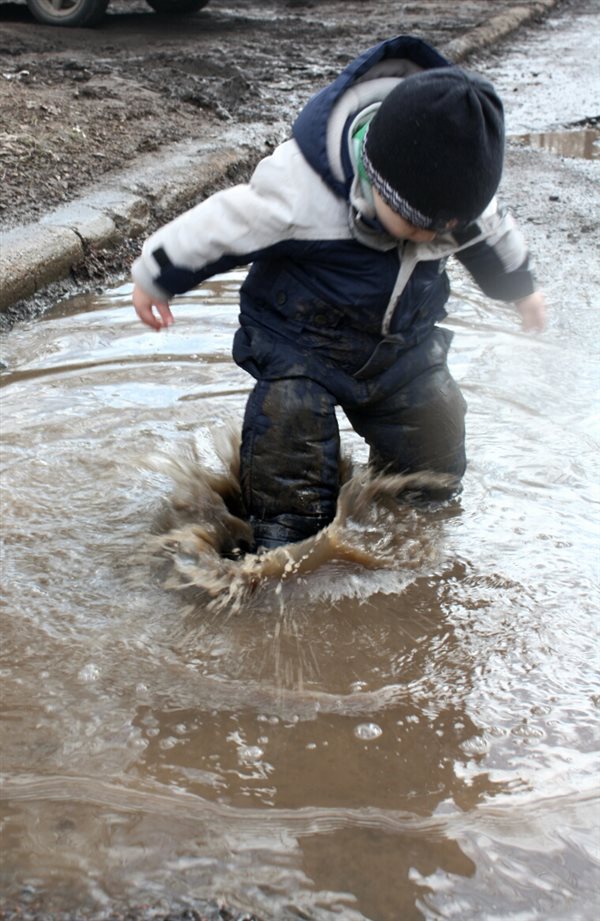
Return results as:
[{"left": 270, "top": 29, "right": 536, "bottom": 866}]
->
[{"left": 292, "top": 35, "right": 450, "bottom": 200}]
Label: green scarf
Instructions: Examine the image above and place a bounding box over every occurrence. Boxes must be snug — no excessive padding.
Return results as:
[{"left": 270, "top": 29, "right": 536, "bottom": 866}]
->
[{"left": 353, "top": 121, "right": 371, "bottom": 184}]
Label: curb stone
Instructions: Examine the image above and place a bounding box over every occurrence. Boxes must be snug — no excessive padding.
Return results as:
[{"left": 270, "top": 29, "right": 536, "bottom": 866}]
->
[
  {"left": 0, "top": 124, "right": 282, "bottom": 314},
  {"left": 0, "top": 0, "right": 562, "bottom": 316},
  {"left": 443, "top": 0, "right": 561, "bottom": 61}
]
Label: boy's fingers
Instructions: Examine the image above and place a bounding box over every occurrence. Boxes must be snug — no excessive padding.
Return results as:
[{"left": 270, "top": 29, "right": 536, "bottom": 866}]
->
[
  {"left": 134, "top": 300, "right": 173, "bottom": 330},
  {"left": 516, "top": 292, "right": 546, "bottom": 333},
  {"left": 155, "top": 302, "right": 174, "bottom": 328},
  {"left": 522, "top": 304, "right": 546, "bottom": 332},
  {"left": 134, "top": 302, "right": 160, "bottom": 330}
]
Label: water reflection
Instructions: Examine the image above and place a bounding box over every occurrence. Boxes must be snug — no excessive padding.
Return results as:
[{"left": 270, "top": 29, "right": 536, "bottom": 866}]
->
[{"left": 511, "top": 127, "right": 600, "bottom": 160}]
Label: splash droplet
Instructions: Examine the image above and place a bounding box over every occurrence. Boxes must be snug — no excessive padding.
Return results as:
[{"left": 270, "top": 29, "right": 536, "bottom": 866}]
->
[
  {"left": 239, "top": 745, "right": 264, "bottom": 763},
  {"left": 77, "top": 663, "right": 100, "bottom": 683},
  {"left": 354, "top": 722, "right": 382, "bottom": 740}
]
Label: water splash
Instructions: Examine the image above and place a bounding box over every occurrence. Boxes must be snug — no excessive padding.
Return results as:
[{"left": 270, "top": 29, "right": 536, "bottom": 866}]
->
[{"left": 139, "top": 427, "right": 456, "bottom": 613}]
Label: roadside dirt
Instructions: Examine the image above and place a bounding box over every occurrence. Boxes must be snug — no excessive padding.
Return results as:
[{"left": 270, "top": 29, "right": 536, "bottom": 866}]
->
[{"left": 0, "top": 0, "right": 560, "bottom": 230}]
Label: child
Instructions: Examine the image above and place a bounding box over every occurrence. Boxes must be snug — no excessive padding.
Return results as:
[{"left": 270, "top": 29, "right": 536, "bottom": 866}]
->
[{"left": 132, "top": 35, "right": 546, "bottom": 550}]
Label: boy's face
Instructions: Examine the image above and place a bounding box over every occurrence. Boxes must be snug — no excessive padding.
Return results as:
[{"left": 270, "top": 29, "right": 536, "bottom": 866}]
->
[{"left": 373, "top": 189, "right": 438, "bottom": 243}]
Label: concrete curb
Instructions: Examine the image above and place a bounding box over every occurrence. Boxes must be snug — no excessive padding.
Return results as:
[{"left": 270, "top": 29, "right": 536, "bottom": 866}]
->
[
  {"left": 0, "top": 122, "right": 283, "bottom": 312},
  {"left": 0, "top": 0, "right": 562, "bottom": 314},
  {"left": 443, "top": 0, "right": 561, "bottom": 61}
]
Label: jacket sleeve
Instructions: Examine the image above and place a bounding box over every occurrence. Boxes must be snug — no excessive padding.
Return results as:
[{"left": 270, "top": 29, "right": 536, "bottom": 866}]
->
[
  {"left": 131, "top": 142, "right": 300, "bottom": 301},
  {"left": 453, "top": 199, "right": 536, "bottom": 303}
]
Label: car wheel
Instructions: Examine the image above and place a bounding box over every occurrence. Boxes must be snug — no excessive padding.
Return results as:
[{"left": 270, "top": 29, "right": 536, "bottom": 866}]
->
[
  {"left": 145, "top": 0, "right": 211, "bottom": 14},
  {"left": 26, "top": 0, "right": 109, "bottom": 27}
]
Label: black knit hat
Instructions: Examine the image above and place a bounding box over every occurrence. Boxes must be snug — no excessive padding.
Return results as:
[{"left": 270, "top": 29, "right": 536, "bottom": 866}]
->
[{"left": 363, "top": 67, "right": 505, "bottom": 230}]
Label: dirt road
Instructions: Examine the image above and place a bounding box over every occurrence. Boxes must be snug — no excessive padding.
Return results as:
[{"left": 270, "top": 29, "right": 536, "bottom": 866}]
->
[{"left": 0, "top": 0, "right": 563, "bottom": 316}]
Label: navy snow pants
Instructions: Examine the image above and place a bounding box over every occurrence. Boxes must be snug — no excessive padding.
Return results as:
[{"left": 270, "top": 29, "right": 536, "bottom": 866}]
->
[{"left": 239, "top": 326, "right": 467, "bottom": 549}]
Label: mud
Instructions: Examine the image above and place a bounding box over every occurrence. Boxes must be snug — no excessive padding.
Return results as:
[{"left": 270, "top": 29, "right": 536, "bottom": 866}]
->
[
  {"left": 0, "top": 904, "right": 261, "bottom": 921},
  {"left": 0, "top": 0, "right": 562, "bottom": 230}
]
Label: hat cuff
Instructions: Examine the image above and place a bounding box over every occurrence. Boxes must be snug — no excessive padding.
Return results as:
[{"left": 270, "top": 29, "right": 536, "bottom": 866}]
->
[{"left": 362, "top": 146, "right": 434, "bottom": 230}]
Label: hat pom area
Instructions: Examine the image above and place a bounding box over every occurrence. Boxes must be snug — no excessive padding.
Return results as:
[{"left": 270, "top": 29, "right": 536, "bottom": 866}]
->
[{"left": 363, "top": 67, "right": 505, "bottom": 229}]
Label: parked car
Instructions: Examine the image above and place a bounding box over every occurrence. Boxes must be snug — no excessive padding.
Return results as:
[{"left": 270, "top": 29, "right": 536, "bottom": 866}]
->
[{"left": 25, "top": 0, "right": 211, "bottom": 27}]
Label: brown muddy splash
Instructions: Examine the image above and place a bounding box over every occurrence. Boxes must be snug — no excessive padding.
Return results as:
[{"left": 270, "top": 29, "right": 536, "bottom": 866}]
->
[{"left": 140, "top": 429, "right": 456, "bottom": 613}]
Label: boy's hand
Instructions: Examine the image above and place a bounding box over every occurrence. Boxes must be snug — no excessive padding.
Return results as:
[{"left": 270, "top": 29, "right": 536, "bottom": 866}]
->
[
  {"left": 516, "top": 291, "right": 547, "bottom": 332},
  {"left": 133, "top": 283, "right": 174, "bottom": 331}
]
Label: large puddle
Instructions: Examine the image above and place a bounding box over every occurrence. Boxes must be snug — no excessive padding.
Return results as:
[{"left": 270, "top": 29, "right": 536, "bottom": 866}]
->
[{"left": 1, "top": 258, "right": 598, "bottom": 918}]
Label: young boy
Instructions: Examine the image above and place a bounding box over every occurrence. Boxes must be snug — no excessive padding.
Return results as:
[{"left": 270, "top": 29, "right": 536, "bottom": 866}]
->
[{"left": 132, "top": 35, "right": 546, "bottom": 550}]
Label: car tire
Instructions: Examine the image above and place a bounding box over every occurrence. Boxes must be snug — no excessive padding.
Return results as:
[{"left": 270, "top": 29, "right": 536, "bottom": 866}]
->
[
  {"left": 26, "top": 0, "right": 109, "bottom": 27},
  {"left": 145, "top": 0, "right": 211, "bottom": 14}
]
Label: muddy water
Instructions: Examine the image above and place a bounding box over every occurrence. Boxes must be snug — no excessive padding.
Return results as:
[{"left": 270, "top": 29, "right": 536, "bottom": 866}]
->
[
  {"left": 512, "top": 126, "right": 600, "bottom": 160},
  {"left": 1, "top": 255, "right": 599, "bottom": 919}
]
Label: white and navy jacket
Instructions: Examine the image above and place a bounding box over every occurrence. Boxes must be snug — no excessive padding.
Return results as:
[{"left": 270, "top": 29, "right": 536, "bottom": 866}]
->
[{"left": 132, "top": 36, "right": 535, "bottom": 392}]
